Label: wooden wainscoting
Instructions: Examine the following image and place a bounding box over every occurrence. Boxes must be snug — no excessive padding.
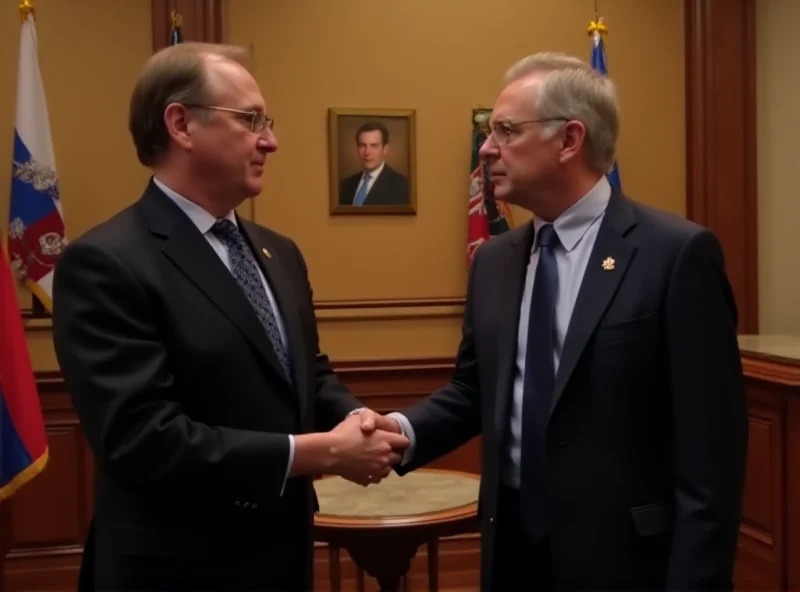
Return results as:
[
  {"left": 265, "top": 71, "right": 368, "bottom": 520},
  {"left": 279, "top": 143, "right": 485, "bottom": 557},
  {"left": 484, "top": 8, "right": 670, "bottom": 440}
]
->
[
  {"left": 734, "top": 353, "right": 800, "bottom": 592},
  {"left": 8, "top": 347, "right": 795, "bottom": 592},
  {"left": 1, "top": 358, "right": 480, "bottom": 592}
]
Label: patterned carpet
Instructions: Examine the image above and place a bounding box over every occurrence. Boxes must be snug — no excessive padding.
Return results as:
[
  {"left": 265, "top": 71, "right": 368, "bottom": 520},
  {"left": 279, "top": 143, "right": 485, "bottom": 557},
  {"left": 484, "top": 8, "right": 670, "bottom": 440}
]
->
[{"left": 315, "top": 470, "right": 480, "bottom": 518}]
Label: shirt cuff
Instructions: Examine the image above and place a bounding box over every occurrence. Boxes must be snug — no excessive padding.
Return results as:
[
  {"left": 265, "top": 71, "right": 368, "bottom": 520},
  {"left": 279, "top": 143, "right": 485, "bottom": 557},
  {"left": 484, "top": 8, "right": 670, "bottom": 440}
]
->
[
  {"left": 281, "top": 434, "right": 294, "bottom": 496},
  {"left": 387, "top": 412, "right": 416, "bottom": 466}
]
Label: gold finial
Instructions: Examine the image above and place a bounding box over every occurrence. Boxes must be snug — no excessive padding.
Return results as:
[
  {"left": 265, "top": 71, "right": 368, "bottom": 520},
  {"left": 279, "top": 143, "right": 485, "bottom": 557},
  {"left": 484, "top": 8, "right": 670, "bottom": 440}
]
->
[
  {"left": 171, "top": 9, "right": 183, "bottom": 29},
  {"left": 588, "top": 16, "right": 608, "bottom": 37},
  {"left": 19, "top": 0, "right": 34, "bottom": 22}
]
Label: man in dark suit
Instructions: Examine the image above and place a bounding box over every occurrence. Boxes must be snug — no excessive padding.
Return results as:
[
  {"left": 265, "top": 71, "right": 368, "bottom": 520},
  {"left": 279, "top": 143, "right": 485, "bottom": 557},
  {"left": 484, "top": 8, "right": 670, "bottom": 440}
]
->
[
  {"left": 52, "top": 41, "right": 407, "bottom": 592},
  {"left": 339, "top": 121, "right": 409, "bottom": 206},
  {"left": 365, "top": 52, "right": 748, "bottom": 590}
]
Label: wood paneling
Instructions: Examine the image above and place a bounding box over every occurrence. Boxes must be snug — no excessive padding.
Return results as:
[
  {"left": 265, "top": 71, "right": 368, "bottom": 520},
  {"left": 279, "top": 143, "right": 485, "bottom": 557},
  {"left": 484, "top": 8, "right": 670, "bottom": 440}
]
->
[
  {"left": 685, "top": 0, "right": 758, "bottom": 333},
  {"left": 736, "top": 356, "right": 800, "bottom": 591},
  {"left": 787, "top": 395, "right": 800, "bottom": 591},
  {"left": 150, "top": 0, "right": 223, "bottom": 52},
  {"left": 735, "top": 382, "right": 784, "bottom": 591},
  {"left": 7, "top": 350, "right": 800, "bottom": 591}
]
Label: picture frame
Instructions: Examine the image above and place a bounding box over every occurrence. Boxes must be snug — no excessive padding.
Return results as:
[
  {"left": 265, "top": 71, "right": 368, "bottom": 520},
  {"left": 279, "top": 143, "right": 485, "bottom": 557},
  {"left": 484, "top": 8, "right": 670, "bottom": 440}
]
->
[{"left": 328, "top": 107, "right": 417, "bottom": 215}]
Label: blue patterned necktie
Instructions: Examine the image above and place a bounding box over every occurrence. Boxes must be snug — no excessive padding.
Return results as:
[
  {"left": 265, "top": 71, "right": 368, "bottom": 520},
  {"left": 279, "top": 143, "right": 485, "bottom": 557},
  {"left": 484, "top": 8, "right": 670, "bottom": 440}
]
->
[
  {"left": 352, "top": 173, "right": 372, "bottom": 206},
  {"left": 211, "top": 219, "right": 292, "bottom": 381},
  {"left": 520, "top": 223, "right": 560, "bottom": 540}
]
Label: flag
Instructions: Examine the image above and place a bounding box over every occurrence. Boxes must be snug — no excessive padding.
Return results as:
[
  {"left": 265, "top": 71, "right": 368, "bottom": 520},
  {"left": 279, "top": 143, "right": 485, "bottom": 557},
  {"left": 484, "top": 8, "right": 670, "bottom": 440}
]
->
[
  {"left": 588, "top": 16, "right": 622, "bottom": 190},
  {"left": 467, "top": 109, "right": 513, "bottom": 265},
  {"left": 0, "top": 231, "right": 48, "bottom": 502},
  {"left": 7, "top": 2, "right": 67, "bottom": 313},
  {"left": 170, "top": 10, "right": 183, "bottom": 45}
]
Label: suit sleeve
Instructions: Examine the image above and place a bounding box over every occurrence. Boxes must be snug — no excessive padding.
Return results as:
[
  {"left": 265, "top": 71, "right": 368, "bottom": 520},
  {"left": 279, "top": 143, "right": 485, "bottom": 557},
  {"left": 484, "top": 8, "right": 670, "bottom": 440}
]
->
[
  {"left": 287, "top": 240, "right": 362, "bottom": 431},
  {"left": 664, "top": 229, "right": 748, "bottom": 590},
  {"left": 394, "top": 247, "right": 483, "bottom": 473},
  {"left": 52, "top": 242, "right": 292, "bottom": 503}
]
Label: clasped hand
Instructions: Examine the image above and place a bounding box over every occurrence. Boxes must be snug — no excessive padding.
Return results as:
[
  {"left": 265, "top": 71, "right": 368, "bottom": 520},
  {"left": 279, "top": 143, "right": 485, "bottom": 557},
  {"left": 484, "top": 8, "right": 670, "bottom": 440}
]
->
[{"left": 330, "top": 411, "right": 408, "bottom": 487}]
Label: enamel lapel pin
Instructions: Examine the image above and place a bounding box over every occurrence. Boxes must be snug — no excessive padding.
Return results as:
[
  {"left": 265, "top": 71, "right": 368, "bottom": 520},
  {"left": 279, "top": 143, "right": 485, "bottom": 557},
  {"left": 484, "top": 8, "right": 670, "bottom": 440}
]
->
[
  {"left": 601, "top": 256, "right": 615, "bottom": 271},
  {"left": 262, "top": 248, "right": 271, "bottom": 259}
]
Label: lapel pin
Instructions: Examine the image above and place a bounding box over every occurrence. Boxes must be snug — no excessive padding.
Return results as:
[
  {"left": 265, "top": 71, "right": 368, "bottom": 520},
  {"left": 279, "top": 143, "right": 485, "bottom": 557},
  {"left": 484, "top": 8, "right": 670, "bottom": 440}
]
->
[
  {"left": 601, "top": 257, "right": 615, "bottom": 271},
  {"left": 262, "top": 248, "right": 271, "bottom": 259}
]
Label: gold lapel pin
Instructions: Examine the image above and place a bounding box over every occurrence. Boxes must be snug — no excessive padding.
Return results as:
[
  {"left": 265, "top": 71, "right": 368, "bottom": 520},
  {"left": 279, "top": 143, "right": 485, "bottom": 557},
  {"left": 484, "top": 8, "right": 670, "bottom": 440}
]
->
[
  {"left": 262, "top": 248, "right": 271, "bottom": 259},
  {"left": 601, "top": 256, "right": 615, "bottom": 271}
]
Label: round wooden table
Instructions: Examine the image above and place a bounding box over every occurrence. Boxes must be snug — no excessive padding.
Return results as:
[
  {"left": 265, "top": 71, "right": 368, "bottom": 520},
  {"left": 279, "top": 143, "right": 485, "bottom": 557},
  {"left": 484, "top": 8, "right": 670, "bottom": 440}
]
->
[{"left": 314, "top": 468, "right": 480, "bottom": 592}]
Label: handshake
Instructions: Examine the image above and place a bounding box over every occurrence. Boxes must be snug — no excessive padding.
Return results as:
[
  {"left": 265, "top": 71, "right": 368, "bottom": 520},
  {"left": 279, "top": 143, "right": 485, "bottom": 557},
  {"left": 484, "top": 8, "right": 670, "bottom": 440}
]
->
[{"left": 327, "top": 409, "right": 410, "bottom": 487}]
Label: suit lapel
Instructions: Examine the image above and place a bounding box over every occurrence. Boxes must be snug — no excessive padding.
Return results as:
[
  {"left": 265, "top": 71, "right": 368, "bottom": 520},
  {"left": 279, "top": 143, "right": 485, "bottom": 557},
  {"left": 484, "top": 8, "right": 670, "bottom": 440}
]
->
[
  {"left": 493, "top": 223, "right": 535, "bottom": 438},
  {"left": 551, "top": 190, "right": 637, "bottom": 410},
  {"left": 239, "top": 219, "right": 310, "bottom": 409},
  {"left": 138, "top": 183, "right": 293, "bottom": 391}
]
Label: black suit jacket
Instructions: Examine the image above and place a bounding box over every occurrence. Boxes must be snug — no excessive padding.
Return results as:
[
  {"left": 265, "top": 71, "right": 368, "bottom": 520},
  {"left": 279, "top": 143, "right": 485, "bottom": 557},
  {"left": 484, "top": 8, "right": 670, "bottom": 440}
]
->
[
  {"left": 52, "top": 180, "right": 362, "bottom": 591},
  {"left": 396, "top": 190, "right": 748, "bottom": 591},
  {"left": 339, "top": 164, "right": 409, "bottom": 206}
]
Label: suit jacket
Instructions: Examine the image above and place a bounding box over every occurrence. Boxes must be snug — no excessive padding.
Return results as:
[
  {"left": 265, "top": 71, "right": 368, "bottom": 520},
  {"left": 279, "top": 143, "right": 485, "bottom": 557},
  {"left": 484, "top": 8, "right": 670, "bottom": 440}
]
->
[
  {"left": 339, "top": 164, "right": 409, "bottom": 206},
  {"left": 52, "top": 179, "right": 362, "bottom": 591},
  {"left": 396, "top": 190, "right": 748, "bottom": 591}
]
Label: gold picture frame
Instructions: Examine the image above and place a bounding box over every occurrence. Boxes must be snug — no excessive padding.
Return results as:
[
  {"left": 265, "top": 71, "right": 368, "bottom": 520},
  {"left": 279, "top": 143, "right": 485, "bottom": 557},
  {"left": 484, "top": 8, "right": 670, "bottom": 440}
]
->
[{"left": 328, "top": 107, "right": 417, "bottom": 215}]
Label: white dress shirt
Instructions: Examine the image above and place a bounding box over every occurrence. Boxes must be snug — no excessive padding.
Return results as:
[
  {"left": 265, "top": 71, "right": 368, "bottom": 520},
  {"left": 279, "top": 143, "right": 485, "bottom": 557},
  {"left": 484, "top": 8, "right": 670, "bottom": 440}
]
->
[{"left": 392, "top": 176, "right": 612, "bottom": 487}]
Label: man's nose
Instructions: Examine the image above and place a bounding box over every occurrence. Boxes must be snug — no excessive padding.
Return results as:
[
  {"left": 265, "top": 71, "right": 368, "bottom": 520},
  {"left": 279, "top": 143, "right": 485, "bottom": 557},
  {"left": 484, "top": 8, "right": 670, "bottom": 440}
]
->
[
  {"left": 478, "top": 134, "right": 498, "bottom": 159},
  {"left": 257, "top": 132, "right": 278, "bottom": 152}
]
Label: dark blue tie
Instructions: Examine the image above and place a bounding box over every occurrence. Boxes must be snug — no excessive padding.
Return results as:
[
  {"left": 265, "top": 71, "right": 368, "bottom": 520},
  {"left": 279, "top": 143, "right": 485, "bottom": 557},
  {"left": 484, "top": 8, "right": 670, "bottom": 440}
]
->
[
  {"left": 211, "top": 219, "right": 292, "bottom": 382},
  {"left": 520, "top": 223, "right": 559, "bottom": 540}
]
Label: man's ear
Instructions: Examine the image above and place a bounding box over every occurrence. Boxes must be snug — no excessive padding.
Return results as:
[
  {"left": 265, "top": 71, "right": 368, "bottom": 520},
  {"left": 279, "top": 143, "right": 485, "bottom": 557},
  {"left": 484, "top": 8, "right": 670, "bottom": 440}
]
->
[
  {"left": 163, "top": 103, "right": 193, "bottom": 151},
  {"left": 558, "top": 120, "right": 587, "bottom": 165}
]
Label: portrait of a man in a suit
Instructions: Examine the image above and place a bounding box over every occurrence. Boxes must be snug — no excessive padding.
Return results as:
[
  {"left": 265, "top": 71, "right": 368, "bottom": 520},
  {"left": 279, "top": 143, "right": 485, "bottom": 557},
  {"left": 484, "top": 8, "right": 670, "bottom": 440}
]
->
[
  {"left": 328, "top": 109, "right": 416, "bottom": 215},
  {"left": 339, "top": 121, "right": 409, "bottom": 207}
]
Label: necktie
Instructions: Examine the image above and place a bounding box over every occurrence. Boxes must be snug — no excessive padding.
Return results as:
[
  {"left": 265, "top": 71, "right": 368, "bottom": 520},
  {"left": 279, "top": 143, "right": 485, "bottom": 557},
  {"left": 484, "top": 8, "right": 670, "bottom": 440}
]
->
[
  {"left": 352, "top": 173, "right": 372, "bottom": 206},
  {"left": 211, "top": 219, "right": 292, "bottom": 382},
  {"left": 520, "top": 223, "right": 560, "bottom": 540}
]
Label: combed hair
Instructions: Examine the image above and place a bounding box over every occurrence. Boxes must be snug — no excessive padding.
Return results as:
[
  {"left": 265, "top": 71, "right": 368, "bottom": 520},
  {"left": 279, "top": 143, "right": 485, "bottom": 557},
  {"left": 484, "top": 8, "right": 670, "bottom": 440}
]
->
[
  {"left": 129, "top": 42, "right": 254, "bottom": 166},
  {"left": 505, "top": 52, "right": 619, "bottom": 174}
]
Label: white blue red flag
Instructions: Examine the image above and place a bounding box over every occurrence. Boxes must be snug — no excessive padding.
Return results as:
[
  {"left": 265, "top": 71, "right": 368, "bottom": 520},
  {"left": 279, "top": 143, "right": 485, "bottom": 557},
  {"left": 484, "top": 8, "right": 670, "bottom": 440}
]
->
[{"left": 7, "top": 3, "right": 67, "bottom": 311}]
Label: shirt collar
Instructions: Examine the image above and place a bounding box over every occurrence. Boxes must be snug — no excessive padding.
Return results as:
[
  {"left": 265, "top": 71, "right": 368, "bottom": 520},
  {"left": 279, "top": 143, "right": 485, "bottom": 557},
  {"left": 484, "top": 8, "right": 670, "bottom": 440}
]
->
[
  {"left": 363, "top": 161, "right": 385, "bottom": 180},
  {"left": 532, "top": 175, "right": 611, "bottom": 253},
  {"left": 152, "top": 176, "right": 237, "bottom": 234}
]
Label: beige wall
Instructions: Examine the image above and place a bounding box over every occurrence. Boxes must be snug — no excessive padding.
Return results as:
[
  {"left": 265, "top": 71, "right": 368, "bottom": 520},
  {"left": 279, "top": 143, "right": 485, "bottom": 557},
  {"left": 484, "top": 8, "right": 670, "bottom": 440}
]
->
[
  {"left": 227, "top": 0, "right": 685, "bottom": 360},
  {"left": 0, "top": 0, "right": 685, "bottom": 370},
  {"left": 757, "top": 0, "right": 800, "bottom": 335},
  {"left": 0, "top": 0, "right": 152, "bottom": 370}
]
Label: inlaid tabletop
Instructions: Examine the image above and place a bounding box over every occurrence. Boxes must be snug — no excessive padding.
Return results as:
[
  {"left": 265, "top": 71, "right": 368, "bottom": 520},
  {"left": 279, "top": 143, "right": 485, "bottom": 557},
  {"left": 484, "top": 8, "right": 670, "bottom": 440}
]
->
[
  {"left": 315, "top": 469, "right": 480, "bottom": 519},
  {"left": 738, "top": 334, "right": 800, "bottom": 366}
]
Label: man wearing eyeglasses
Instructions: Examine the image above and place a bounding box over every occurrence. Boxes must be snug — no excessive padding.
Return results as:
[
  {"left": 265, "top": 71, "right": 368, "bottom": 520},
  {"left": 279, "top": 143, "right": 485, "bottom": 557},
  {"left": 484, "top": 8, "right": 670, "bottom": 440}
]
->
[
  {"left": 364, "top": 52, "right": 747, "bottom": 591},
  {"left": 339, "top": 121, "right": 409, "bottom": 207},
  {"left": 51, "top": 42, "right": 407, "bottom": 591}
]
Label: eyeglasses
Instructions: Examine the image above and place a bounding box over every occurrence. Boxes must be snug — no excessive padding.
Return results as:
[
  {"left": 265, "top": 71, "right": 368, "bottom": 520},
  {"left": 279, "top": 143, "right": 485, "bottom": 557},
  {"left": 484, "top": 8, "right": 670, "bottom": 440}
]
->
[
  {"left": 488, "top": 118, "right": 568, "bottom": 145},
  {"left": 183, "top": 104, "right": 275, "bottom": 133}
]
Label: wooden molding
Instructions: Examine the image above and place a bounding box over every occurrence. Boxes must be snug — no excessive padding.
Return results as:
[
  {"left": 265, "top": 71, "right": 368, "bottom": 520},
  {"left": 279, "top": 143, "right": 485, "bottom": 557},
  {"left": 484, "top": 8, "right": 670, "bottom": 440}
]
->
[
  {"left": 314, "top": 298, "right": 465, "bottom": 311},
  {"left": 742, "top": 357, "right": 800, "bottom": 387},
  {"left": 685, "top": 0, "right": 758, "bottom": 333},
  {"left": 315, "top": 298, "right": 465, "bottom": 322}
]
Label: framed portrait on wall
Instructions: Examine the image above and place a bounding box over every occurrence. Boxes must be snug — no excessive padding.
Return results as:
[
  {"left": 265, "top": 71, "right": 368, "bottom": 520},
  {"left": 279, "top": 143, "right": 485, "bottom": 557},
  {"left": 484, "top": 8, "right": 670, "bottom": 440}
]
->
[{"left": 327, "top": 107, "right": 417, "bottom": 215}]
